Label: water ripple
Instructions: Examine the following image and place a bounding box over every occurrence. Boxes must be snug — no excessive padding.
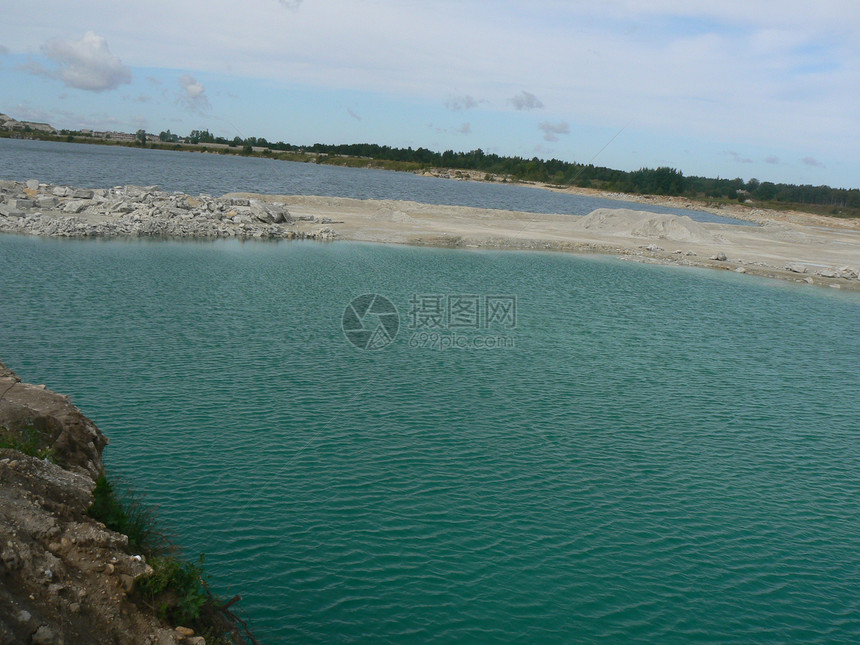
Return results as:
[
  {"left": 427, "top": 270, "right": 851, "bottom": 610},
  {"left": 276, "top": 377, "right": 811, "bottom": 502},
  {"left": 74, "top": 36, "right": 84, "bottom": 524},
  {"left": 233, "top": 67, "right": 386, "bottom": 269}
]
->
[{"left": 1, "top": 236, "right": 859, "bottom": 643}]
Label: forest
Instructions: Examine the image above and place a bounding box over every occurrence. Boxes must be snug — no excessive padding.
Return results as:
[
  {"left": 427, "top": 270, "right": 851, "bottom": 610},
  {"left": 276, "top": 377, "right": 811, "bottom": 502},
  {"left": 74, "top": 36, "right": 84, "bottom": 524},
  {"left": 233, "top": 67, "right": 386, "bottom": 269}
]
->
[
  {"left": 9, "top": 123, "right": 856, "bottom": 215},
  {"left": 181, "top": 132, "right": 858, "bottom": 213}
]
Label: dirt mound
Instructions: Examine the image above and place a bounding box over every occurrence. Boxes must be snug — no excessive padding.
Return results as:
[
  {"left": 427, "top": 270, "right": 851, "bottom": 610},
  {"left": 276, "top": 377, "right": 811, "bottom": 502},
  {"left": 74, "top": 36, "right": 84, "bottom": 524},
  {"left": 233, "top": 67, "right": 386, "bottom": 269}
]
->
[{"left": 574, "top": 208, "right": 717, "bottom": 243}]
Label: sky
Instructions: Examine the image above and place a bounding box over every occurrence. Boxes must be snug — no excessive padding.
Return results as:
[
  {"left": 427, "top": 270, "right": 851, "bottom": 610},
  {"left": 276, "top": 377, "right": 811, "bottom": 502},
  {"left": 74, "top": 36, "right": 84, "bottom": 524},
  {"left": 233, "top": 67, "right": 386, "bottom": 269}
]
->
[{"left": 1, "top": 0, "right": 858, "bottom": 189}]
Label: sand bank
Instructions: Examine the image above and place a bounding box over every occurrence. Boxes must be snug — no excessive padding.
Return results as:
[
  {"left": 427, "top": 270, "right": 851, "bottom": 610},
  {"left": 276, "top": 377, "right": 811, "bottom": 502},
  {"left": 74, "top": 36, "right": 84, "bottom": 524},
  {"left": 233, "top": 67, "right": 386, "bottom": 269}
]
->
[{"left": 230, "top": 192, "right": 860, "bottom": 291}]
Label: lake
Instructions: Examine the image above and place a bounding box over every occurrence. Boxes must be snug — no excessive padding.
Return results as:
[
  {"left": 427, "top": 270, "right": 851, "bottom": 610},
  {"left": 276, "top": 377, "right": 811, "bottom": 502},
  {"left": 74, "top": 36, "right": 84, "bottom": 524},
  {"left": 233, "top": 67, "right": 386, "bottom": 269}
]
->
[
  {"left": 0, "top": 138, "right": 750, "bottom": 225},
  {"left": 1, "top": 232, "right": 858, "bottom": 643}
]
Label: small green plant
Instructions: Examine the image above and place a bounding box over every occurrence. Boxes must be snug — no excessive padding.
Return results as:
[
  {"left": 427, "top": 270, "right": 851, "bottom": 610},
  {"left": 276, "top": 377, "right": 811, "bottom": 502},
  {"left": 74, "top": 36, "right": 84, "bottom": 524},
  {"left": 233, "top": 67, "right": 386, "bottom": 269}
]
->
[
  {"left": 87, "top": 476, "right": 256, "bottom": 643},
  {"left": 137, "top": 554, "right": 209, "bottom": 623},
  {"left": 88, "top": 476, "right": 167, "bottom": 554},
  {"left": 0, "top": 423, "right": 55, "bottom": 461}
]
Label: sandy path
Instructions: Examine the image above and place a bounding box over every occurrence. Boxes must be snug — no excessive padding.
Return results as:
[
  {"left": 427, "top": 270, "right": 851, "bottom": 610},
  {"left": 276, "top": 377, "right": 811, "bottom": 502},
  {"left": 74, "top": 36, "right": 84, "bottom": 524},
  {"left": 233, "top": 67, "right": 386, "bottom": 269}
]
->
[{"left": 226, "top": 192, "right": 860, "bottom": 291}]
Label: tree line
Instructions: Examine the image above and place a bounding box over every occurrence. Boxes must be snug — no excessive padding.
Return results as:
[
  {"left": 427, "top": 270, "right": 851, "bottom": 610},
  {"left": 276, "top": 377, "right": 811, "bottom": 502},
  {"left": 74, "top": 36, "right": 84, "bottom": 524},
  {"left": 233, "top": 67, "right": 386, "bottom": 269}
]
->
[{"left": 164, "top": 130, "right": 860, "bottom": 212}]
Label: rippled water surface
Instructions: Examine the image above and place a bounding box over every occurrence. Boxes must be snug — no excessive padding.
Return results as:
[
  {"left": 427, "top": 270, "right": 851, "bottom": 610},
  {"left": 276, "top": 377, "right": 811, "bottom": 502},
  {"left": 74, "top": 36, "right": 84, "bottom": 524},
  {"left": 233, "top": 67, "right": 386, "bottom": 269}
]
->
[
  {"left": 0, "top": 137, "right": 751, "bottom": 225},
  {"left": 1, "top": 234, "right": 859, "bottom": 643}
]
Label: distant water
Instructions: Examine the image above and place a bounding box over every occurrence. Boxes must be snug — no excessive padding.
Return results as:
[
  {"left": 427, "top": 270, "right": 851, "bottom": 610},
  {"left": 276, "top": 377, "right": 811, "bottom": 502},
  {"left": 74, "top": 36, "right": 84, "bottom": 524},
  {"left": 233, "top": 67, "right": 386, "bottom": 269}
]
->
[
  {"left": 0, "top": 138, "right": 751, "bottom": 225},
  {"left": 1, "top": 234, "right": 859, "bottom": 643}
]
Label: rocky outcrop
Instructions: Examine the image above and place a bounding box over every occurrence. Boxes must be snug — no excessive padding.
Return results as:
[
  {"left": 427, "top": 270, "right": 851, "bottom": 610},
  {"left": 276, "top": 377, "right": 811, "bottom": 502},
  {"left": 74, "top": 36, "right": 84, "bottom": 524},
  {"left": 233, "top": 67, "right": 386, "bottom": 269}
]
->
[
  {"left": 0, "top": 361, "right": 199, "bottom": 644},
  {"left": 0, "top": 180, "right": 338, "bottom": 241},
  {"left": 0, "top": 369, "right": 106, "bottom": 480}
]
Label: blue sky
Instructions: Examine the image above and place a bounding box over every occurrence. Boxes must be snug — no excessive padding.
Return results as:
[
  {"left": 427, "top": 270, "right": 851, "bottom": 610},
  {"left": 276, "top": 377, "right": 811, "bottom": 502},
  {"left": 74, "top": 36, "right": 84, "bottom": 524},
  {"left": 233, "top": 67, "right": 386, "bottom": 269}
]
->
[{"left": 1, "top": 0, "right": 858, "bottom": 188}]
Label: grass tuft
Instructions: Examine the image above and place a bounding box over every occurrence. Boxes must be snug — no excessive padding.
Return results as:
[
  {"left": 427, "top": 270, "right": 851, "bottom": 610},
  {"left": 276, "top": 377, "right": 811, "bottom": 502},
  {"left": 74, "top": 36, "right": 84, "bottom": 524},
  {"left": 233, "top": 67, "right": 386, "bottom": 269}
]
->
[
  {"left": 0, "top": 423, "right": 55, "bottom": 461},
  {"left": 88, "top": 475, "right": 256, "bottom": 643}
]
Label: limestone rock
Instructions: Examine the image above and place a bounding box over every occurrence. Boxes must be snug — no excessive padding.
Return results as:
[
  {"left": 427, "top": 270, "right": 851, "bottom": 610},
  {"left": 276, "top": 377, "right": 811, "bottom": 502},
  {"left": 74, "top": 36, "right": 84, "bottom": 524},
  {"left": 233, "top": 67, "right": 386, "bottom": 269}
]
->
[
  {"left": 0, "top": 183, "right": 326, "bottom": 243},
  {"left": 36, "top": 196, "right": 58, "bottom": 209},
  {"left": 0, "top": 360, "right": 107, "bottom": 478},
  {"left": 62, "top": 200, "right": 89, "bottom": 214},
  {"left": 31, "top": 625, "right": 55, "bottom": 645},
  {"left": 0, "top": 205, "right": 24, "bottom": 218}
]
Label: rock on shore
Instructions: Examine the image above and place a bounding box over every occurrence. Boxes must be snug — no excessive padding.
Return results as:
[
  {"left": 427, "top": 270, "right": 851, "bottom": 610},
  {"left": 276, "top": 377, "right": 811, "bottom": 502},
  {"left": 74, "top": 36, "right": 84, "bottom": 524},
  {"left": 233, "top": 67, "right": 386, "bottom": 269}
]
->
[
  {"left": 0, "top": 361, "right": 194, "bottom": 644},
  {"left": 0, "top": 180, "right": 337, "bottom": 241}
]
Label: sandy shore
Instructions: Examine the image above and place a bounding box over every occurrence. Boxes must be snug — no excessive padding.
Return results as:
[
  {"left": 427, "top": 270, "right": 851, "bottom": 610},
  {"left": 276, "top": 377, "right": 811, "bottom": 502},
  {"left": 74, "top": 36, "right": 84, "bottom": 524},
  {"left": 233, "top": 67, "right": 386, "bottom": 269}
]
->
[
  {"left": 2, "top": 178, "right": 858, "bottom": 291},
  {"left": 228, "top": 191, "right": 860, "bottom": 292}
]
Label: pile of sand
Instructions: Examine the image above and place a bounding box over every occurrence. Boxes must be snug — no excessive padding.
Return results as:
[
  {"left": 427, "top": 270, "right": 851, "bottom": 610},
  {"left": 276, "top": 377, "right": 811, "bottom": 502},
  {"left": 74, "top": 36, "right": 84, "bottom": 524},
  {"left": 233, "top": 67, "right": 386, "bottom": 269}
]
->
[{"left": 573, "top": 208, "right": 717, "bottom": 243}]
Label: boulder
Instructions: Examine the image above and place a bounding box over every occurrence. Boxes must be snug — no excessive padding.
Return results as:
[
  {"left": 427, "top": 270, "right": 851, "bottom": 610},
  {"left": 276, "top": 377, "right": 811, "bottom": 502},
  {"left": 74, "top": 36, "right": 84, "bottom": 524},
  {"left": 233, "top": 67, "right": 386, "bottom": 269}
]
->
[
  {"left": 36, "top": 197, "right": 58, "bottom": 209},
  {"left": 249, "top": 199, "right": 273, "bottom": 223},
  {"left": 25, "top": 179, "right": 40, "bottom": 191},
  {"left": 269, "top": 202, "right": 291, "bottom": 224},
  {"left": 71, "top": 189, "right": 93, "bottom": 200},
  {"left": 7, "top": 199, "right": 34, "bottom": 210},
  {"left": 785, "top": 263, "right": 807, "bottom": 274},
  {"left": 0, "top": 205, "right": 24, "bottom": 218},
  {"left": 61, "top": 200, "right": 89, "bottom": 214},
  {"left": 711, "top": 252, "right": 727, "bottom": 261}
]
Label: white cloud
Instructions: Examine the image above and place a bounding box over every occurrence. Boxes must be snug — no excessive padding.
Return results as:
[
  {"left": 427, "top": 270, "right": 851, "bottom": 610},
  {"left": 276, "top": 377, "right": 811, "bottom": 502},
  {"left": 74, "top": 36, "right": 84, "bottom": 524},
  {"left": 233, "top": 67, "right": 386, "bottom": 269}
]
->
[
  {"left": 429, "top": 122, "right": 471, "bottom": 135},
  {"left": 1, "top": 0, "right": 858, "bottom": 184},
  {"left": 445, "top": 95, "right": 478, "bottom": 111},
  {"left": 727, "top": 151, "right": 753, "bottom": 164},
  {"left": 178, "top": 74, "right": 210, "bottom": 112},
  {"left": 539, "top": 121, "right": 570, "bottom": 142},
  {"left": 32, "top": 31, "right": 132, "bottom": 91},
  {"left": 801, "top": 156, "right": 825, "bottom": 168},
  {"left": 508, "top": 91, "right": 544, "bottom": 111}
]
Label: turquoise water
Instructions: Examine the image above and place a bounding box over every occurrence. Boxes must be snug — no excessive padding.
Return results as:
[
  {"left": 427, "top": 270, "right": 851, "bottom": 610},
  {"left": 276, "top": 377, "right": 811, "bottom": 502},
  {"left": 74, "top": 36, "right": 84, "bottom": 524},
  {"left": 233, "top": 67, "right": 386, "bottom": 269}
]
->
[{"left": 1, "top": 234, "right": 860, "bottom": 643}]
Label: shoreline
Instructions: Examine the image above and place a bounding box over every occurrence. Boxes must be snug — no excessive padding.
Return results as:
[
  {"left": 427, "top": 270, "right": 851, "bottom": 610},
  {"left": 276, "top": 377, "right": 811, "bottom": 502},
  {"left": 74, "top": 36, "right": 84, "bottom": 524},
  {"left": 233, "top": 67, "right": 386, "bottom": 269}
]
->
[
  {"left": 0, "top": 358, "right": 253, "bottom": 644},
  {"left": 1, "top": 179, "right": 858, "bottom": 292}
]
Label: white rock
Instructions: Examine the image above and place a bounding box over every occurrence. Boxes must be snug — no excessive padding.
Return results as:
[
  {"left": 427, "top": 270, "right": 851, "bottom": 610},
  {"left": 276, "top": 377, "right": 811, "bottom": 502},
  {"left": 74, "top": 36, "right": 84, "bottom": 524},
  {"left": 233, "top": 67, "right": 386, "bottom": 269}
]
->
[{"left": 62, "top": 200, "right": 88, "bottom": 214}]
